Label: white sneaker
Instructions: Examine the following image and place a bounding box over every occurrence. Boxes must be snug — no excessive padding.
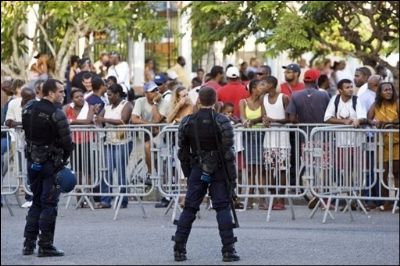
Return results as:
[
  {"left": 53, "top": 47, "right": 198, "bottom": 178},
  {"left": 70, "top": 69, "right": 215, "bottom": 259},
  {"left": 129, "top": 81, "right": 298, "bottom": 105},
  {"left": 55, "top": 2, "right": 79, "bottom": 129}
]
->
[{"left": 21, "top": 201, "right": 32, "bottom": 208}]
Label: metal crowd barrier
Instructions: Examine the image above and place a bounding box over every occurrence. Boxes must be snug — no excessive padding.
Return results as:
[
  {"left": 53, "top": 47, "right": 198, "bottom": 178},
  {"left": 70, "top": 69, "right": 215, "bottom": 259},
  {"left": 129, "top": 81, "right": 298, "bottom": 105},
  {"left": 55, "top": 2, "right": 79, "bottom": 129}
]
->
[
  {"left": 309, "top": 126, "right": 399, "bottom": 223},
  {"left": 1, "top": 127, "right": 22, "bottom": 216},
  {"left": 2, "top": 124, "right": 399, "bottom": 223},
  {"left": 64, "top": 125, "right": 158, "bottom": 220}
]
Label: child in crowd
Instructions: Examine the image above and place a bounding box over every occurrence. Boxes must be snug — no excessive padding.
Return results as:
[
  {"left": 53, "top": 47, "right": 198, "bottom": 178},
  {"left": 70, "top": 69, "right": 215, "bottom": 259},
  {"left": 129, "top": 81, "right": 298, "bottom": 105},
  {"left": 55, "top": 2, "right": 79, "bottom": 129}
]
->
[
  {"left": 221, "top": 102, "right": 241, "bottom": 125},
  {"left": 221, "top": 102, "right": 245, "bottom": 209}
]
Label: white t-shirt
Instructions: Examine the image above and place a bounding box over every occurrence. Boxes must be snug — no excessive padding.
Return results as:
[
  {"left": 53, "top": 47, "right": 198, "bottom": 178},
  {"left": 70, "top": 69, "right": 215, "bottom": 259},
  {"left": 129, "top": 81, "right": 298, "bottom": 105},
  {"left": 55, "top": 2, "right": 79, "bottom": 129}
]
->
[
  {"left": 356, "top": 83, "right": 368, "bottom": 96},
  {"left": 132, "top": 97, "right": 155, "bottom": 122},
  {"left": 104, "top": 100, "right": 129, "bottom": 144},
  {"left": 324, "top": 95, "right": 366, "bottom": 147},
  {"left": 5, "top": 97, "right": 23, "bottom": 122},
  {"left": 188, "top": 86, "right": 200, "bottom": 105},
  {"left": 158, "top": 91, "right": 172, "bottom": 118},
  {"left": 107, "top": 61, "right": 130, "bottom": 94}
]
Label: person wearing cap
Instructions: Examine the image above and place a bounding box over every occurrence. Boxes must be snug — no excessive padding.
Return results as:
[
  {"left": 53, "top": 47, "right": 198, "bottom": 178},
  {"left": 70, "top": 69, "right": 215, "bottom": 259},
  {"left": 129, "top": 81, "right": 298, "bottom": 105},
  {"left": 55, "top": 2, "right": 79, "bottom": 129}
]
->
[
  {"left": 107, "top": 52, "right": 130, "bottom": 95},
  {"left": 218, "top": 66, "right": 249, "bottom": 118},
  {"left": 131, "top": 81, "right": 165, "bottom": 181},
  {"left": 287, "top": 69, "right": 330, "bottom": 123},
  {"left": 155, "top": 74, "right": 171, "bottom": 102},
  {"left": 280, "top": 63, "right": 305, "bottom": 98},
  {"left": 155, "top": 73, "right": 174, "bottom": 122},
  {"left": 169, "top": 56, "right": 191, "bottom": 88},
  {"left": 286, "top": 68, "right": 330, "bottom": 195}
]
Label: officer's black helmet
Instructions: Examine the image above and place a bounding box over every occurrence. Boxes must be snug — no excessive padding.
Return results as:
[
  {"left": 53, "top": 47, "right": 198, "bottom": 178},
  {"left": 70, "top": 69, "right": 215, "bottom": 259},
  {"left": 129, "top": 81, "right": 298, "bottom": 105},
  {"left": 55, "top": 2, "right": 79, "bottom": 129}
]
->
[{"left": 56, "top": 167, "right": 77, "bottom": 193}]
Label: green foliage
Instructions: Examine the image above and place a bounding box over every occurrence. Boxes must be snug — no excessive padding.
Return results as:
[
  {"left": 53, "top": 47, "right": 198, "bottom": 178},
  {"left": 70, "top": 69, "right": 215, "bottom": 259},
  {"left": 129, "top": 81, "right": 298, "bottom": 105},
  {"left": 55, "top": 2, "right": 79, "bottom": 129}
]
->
[
  {"left": 189, "top": 1, "right": 399, "bottom": 76},
  {"left": 1, "top": 1, "right": 167, "bottom": 79},
  {"left": 1, "top": 2, "right": 29, "bottom": 62}
]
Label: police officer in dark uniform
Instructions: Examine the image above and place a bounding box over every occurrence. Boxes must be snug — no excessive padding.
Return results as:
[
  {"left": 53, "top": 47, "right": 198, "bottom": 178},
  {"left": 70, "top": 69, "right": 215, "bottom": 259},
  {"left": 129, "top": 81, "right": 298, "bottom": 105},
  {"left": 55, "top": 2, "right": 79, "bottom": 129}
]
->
[
  {"left": 172, "top": 86, "right": 240, "bottom": 262},
  {"left": 22, "top": 79, "right": 73, "bottom": 257}
]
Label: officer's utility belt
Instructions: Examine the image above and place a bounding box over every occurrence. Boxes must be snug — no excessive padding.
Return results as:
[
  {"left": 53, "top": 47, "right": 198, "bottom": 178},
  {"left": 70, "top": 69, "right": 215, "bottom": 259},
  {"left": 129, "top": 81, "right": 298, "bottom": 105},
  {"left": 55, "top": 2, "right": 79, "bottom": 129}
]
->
[
  {"left": 196, "top": 150, "right": 221, "bottom": 175},
  {"left": 25, "top": 143, "right": 61, "bottom": 164}
]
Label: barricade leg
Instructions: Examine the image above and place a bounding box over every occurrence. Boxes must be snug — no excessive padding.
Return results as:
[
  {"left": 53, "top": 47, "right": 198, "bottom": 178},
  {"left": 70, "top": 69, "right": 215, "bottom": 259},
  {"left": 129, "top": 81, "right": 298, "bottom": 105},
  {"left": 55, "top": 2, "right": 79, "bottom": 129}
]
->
[
  {"left": 168, "top": 196, "right": 180, "bottom": 222},
  {"left": 266, "top": 196, "right": 273, "bottom": 222},
  {"left": 65, "top": 195, "right": 73, "bottom": 209},
  {"left": 321, "top": 197, "right": 334, "bottom": 224},
  {"left": 352, "top": 191, "right": 369, "bottom": 216},
  {"left": 346, "top": 199, "right": 354, "bottom": 222},
  {"left": 134, "top": 196, "right": 147, "bottom": 218},
  {"left": 113, "top": 197, "right": 122, "bottom": 220},
  {"left": 309, "top": 200, "right": 321, "bottom": 219},
  {"left": 287, "top": 197, "right": 295, "bottom": 220}
]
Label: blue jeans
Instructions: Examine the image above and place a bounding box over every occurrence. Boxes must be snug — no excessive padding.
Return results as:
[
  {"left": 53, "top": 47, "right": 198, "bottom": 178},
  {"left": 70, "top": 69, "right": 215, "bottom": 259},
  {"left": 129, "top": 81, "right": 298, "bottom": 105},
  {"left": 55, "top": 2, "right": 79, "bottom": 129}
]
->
[{"left": 100, "top": 144, "right": 128, "bottom": 206}]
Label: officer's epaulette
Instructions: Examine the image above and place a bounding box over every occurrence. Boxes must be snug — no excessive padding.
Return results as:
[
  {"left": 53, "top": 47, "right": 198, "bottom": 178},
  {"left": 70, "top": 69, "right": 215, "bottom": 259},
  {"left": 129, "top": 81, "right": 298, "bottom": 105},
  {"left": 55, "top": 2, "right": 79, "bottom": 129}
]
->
[{"left": 22, "top": 99, "right": 38, "bottom": 114}]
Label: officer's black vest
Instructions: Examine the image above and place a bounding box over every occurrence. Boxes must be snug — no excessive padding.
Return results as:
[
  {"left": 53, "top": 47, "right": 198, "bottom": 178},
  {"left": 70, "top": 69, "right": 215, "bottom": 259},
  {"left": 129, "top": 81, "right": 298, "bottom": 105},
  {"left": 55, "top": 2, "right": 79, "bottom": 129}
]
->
[
  {"left": 22, "top": 99, "right": 58, "bottom": 146},
  {"left": 187, "top": 109, "right": 219, "bottom": 154}
]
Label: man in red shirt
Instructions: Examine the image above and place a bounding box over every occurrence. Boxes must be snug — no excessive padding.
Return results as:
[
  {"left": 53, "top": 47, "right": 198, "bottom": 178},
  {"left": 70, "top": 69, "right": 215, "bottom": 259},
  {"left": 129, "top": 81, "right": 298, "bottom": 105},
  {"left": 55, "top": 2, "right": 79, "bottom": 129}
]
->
[
  {"left": 280, "top": 63, "right": 305, "bottom": 98},
  {"left": 218, "top": 66, "right": 250, "bottom": 118}
]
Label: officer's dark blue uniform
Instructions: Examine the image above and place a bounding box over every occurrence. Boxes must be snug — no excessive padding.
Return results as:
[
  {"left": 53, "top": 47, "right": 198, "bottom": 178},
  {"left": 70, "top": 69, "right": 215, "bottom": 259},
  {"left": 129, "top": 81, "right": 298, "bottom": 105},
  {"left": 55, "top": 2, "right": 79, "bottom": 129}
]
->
[
  {"left": 21, "top": 79, "right": 73, "bottom": 257},
  {"left": 173, "top": 87, "right": 240, "bottom": 262}
]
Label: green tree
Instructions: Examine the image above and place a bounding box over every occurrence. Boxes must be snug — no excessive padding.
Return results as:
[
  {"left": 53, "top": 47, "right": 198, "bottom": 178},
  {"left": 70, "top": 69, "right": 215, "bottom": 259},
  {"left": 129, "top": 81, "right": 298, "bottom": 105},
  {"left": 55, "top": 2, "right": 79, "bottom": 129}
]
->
[
  {"left": 188, "top": 1, "right": 399, "bottom": 81},
  {"left": 1, "top": 1, "right": 166, "bottom": 81}
]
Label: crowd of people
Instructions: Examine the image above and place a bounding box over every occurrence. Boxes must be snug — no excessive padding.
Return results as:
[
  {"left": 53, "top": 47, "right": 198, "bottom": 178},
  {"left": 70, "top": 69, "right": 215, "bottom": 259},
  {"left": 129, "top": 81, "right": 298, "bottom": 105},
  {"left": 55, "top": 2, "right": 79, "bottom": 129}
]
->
[{"left": 1, "top": 52, "right": 399, "bottom": 212}]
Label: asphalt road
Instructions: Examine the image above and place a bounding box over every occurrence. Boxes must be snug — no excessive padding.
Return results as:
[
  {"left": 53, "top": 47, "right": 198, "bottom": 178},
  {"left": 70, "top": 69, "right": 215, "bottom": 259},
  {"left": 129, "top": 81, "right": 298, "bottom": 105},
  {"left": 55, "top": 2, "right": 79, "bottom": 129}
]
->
[{"left": 1, "top": 196, "right": 399, "bottom": 265}]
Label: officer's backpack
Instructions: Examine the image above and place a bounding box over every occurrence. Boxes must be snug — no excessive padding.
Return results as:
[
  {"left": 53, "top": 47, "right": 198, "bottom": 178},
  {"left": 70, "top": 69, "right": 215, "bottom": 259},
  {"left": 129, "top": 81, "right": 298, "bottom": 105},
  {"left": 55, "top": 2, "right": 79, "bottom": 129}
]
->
[{"left": 334, "top": 95, "right": 357, "bottom": 117}]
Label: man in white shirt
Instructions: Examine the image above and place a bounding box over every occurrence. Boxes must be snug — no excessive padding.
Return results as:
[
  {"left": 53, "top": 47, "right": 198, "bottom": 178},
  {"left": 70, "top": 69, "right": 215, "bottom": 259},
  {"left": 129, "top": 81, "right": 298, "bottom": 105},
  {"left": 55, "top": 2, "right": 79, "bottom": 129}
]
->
[
  {"left": 107, "top": 52, "right": 130, "bottom": 95},
  {"left": 131, "top": 81, "right": 165, "bottom": 171},
  {"left": 354, "top": 66, "right": 371, "bottom": 96},
  {"left": 324, "top": 79, "right": 367, "bottom": 130},
  {"left": 324, "top": 78, "right": 367, "bottom": 210}
]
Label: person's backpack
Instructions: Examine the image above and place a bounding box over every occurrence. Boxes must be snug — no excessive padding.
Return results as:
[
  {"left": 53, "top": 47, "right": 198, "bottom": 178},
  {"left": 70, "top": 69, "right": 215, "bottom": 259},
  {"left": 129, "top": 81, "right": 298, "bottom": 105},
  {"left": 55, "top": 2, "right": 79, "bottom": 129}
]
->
[{"left": 334, "top": 95, "right": 357, "bottom": 117}]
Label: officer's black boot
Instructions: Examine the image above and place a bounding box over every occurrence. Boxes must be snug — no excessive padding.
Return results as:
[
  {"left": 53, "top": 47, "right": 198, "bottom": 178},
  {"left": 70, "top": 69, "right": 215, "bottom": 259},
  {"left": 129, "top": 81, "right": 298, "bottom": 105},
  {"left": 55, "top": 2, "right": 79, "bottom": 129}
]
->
[
  {"left": 222, "top": 243, "right": 240, "bottom": 262},
  {"left": 38, "top": 232, "right": 64, "bottom": 257},
  {"left": 173, "top": 206, "right": 196, "bottom": 261},
  {"left": 22, "top": 237, "right": 36, "bottom": 255},
  {"left": 173, "top": 241, "right": 187, "bottom": 262}
]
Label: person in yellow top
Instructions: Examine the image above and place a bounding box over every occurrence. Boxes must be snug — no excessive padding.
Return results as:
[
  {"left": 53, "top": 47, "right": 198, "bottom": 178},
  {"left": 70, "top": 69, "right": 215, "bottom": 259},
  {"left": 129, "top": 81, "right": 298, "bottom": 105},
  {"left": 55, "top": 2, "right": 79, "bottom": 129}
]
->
[
  {"left": 169, "top": 56, "right": 191, "bottom": 88},
  {"left": 239, "top": 79, "right": 267, "bottom": 210},
  {"left": 368, "top": 81, "right": 399, "bottom": 211}
]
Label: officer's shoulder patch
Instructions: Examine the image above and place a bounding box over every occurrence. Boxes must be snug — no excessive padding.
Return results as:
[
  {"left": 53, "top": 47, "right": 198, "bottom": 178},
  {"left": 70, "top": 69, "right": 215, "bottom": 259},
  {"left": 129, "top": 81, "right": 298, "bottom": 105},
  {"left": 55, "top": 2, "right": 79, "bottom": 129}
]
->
[
  {"left": 179, "top": 114, "right": 192, "bottom": 129},
  {"left": 52, "top": 108, "right": 67, "bottom": 122},
  {"left": 215, "top": 112, "right": 230, "bottom": 123},
  {"left": 22, "top": 99, "right": 37, "bottom": 113},
  {"left": 180, "top": 114, "right": 192, "bottom": 124}
]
